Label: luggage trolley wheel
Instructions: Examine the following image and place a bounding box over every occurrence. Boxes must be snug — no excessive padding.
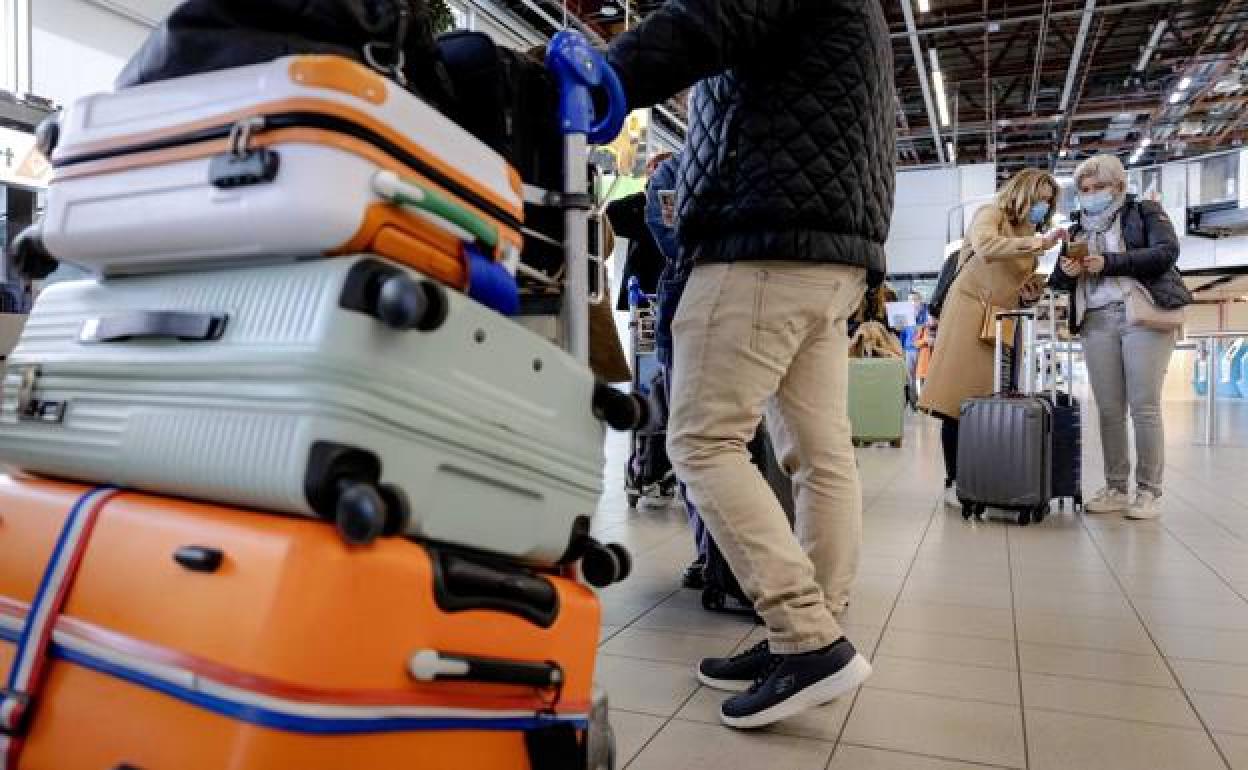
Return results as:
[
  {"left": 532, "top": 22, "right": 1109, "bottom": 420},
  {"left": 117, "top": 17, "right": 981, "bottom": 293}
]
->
[
  {"left": 701, "top": 586, "right": 727, "bottom": 612},
  {"left": 626, "top": 491, "right": 641, "bottom": 509}
]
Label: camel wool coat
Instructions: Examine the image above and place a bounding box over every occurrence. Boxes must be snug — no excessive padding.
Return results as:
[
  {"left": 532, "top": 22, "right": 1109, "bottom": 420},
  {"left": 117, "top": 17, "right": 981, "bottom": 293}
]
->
[{"left": 918, "top": 205, "right": 1047, "bottom": 419}]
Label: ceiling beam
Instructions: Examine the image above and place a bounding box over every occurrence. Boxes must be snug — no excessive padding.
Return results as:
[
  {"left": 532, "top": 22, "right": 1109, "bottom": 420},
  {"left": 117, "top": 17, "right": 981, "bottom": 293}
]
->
[
  {"left": 1058, "top": 0, "right": 1097, "bottom": 113},
  {"left": 900, "top": 0, "right": 947, "bottom": 164},
  {"left": 888, "top": 0, "right": 1174, "bottom": 39}
]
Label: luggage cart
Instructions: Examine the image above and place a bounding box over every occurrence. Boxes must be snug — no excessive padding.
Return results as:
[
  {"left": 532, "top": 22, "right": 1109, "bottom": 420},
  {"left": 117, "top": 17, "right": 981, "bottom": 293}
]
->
[{"left": 624, "top": 277, "right": 677, "bottom": 508}]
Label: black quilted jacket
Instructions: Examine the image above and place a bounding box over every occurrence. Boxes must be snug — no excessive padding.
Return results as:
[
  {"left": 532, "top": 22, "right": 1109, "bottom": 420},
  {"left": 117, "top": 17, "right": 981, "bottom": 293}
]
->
[
  {"left": 1049, "top": 197, "right": 1193, "bottom": 333},
  {"left": 607, "top": 0, "right": 895, "bottom": 280}
]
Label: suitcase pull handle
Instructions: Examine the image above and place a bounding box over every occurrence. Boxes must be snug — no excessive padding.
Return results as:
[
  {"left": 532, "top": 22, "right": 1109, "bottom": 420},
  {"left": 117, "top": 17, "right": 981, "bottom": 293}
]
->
[
  {"left": 80, "top": 311, "right": 228, "bottom": 343},
  {"left": 408, "top": 650, "right": 562, "bottom": 690}
]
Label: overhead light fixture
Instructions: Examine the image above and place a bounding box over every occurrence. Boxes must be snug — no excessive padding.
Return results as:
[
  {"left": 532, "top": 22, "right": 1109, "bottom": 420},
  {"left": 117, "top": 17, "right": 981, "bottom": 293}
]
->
[
  {"left": 918, "top": 0, "right": 930, "bottom": 12},
  {"left": 1135, "top": 20, "right": 1167, "bottom": 71},
  {"left": 946, "top": 141, "right": 956, "bottom": 161},
  {"left": 929, "top": 49, "right": 951, "bottom": 127},
  {"left": 1178, "top": 76, "right": 1192, "bottom": 90},
  {"left": 1169, "top": 91, "right": 1184, "bottom": 104},
  {"left": 1060, "top": 148, "right": 1069, "bottom": 158},
  {"left": 1140, "top": 137, "right": 1152, "bottom": 148}
]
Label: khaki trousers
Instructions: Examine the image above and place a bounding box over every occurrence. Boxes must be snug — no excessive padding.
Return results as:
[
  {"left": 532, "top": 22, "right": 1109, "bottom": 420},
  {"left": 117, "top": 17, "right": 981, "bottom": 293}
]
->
[{"left": 668, "top": 261, "right": 866, "bottom": 654}]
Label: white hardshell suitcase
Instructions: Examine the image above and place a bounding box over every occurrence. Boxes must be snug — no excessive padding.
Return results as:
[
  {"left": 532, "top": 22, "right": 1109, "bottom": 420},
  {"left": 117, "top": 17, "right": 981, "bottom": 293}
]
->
[
  {"left": 40, "top": 55, "right": 524, "bottom": 282},
  {"left": 0, "top": 255, "right": 605, "bottom": 564}
]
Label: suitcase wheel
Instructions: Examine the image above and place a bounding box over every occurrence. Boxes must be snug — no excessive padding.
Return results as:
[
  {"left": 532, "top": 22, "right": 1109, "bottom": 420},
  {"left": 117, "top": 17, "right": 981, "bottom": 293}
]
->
[
  {"left": 627, "top": 491, "right": 640, "bottom": 509},
  {"left": 334, "top": 481, "right": 404, "bottom": 546},
  {"left": 961, "top": 503, "right": 974, "bottom": 521},
  {"left": 376, "top": 274, "right": 449, "bottom": 331},
  {"left": 890, "top": 439, "right": 903, "bottom": 448},
  {"left": 1016, "top": 510, "right": 1031, "bottom": 527},
  {"left": 582, "top": 539, "right": 631, "bottom": 588}
]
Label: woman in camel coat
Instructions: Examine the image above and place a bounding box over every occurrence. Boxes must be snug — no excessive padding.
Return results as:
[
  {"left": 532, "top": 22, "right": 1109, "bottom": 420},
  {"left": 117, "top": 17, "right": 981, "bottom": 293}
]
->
[{"left": 919, "top": 169, "right": 1067, "bottom": 505}]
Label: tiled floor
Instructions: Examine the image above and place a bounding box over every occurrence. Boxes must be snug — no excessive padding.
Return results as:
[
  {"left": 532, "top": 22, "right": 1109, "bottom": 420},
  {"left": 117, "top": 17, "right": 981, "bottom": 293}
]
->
[{"left": 591, "top": 399, "right": 1248, "bottom": 769}]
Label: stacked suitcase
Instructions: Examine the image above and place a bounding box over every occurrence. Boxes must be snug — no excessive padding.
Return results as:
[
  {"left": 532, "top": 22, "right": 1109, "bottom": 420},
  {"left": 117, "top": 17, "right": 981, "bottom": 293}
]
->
[
  {"left": 0, "top": 28, "right": 630, "bottom": 770},
  {"left": 957, "top": 296, "right": 1083, "bottom": 526}
]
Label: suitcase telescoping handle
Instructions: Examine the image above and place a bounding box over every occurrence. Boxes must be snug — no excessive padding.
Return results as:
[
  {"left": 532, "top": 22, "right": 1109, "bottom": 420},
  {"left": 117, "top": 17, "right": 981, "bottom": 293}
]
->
[
  {"left": 992, "top": 309, "right": 1037, "bottom": 396},
  {"left": 546, "top": 30, "right": 628, "bottom": 365},
  {"left": 79, "top": 311, "right": 228, "bottom": 343}
]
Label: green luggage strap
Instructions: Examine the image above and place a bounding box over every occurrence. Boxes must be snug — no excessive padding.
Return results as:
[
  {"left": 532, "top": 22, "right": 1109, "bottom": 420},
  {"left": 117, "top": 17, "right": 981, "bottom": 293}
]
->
[{"left": 372, "top": 170, "right": 499, "bottom": 252}]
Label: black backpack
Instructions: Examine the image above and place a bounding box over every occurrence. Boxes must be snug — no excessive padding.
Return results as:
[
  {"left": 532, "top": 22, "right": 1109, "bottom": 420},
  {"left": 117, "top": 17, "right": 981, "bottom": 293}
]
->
[{"left": 116, "top": 0, "right": 454, "bottom": 111}]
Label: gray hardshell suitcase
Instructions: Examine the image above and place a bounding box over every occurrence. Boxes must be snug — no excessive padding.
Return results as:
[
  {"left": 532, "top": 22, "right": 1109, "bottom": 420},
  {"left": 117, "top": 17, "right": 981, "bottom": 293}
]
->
[
  {"left": 957, "top": 309, "right": 1054, "bottom": 526},
  {"left": 0, "top": 255, "right": 607, "bottom": 564}
]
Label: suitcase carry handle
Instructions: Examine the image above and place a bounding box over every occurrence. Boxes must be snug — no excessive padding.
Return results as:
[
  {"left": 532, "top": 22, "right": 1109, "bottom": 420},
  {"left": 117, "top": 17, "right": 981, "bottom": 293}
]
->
[
  {"left": 372, "top": 171, "right": 500, "bottom": 252},
  {"left": 79, "top": 311, "right": 228, "bottom": 343},
  {"left": 432, "top": 549, "right": 560, "bottom": 628},
  {"left": 408, "top": 650, "right": 563, "bottom": 690}
]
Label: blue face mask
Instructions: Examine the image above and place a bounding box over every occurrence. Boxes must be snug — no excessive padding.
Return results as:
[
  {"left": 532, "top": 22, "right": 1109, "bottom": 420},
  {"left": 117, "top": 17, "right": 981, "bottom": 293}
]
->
[
  {"left": 1028, "top": 201, "right": 1050, "bottom": 226},
  {"left": 1081, "top": 190, "right": 1114, "bottom": 216}
]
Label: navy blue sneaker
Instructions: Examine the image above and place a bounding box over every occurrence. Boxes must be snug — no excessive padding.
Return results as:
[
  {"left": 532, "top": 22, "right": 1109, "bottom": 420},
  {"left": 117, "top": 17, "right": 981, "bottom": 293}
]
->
[
  {"left": 719, "top": 637, "right": 871, "bottom": 729},
  {"left": 697, "top": 640, "right": 771, "bottom": 692}
]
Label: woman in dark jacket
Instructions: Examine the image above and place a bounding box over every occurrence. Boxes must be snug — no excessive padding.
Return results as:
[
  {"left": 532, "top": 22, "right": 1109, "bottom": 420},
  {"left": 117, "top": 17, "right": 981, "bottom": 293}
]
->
[{"left": 1050, "top": 154, "right": 1191, "bottom": 521}]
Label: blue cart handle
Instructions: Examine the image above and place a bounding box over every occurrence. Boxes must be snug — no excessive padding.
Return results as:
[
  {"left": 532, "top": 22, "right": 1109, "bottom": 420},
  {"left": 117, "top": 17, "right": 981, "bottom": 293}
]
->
[{"left": 546, "top": 30, "right": 628, "bottom": 145}]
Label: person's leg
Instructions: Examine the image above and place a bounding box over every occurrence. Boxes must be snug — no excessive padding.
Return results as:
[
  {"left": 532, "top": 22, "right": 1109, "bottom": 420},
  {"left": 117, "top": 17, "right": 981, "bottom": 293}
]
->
[
  {"left": 670, "top": 262, "right": 871, "bottom": 728},
  {"left": 940, "top": 415, "right": 959, "bottom": 487},
  {"left": 1121, "top": 324, "right": 1176, "bottom": 518},
  {"left": 905, "top": 349, "right": 919, "bottom": 408},
  {"left": 668, "top": 262, "right": 845, "bottom": 652},
  {"left": 1080, "top": 306, "right": 1132, "bottom": 510},
  {"left": 765, "top": 293, "right": 861, "bottom": 617}
]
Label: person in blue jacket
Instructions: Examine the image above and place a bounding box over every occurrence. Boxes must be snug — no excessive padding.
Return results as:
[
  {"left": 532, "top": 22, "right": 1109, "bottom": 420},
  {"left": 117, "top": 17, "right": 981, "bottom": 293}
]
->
[{"left": 646, "top": 151, "right": 708, "bottom": 588}]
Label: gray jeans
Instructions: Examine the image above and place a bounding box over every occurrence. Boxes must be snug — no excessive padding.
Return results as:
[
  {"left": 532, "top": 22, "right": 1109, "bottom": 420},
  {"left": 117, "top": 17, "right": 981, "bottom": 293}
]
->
[{"left": 1081, "top": 302, "right": 1176, "bottom": 495}]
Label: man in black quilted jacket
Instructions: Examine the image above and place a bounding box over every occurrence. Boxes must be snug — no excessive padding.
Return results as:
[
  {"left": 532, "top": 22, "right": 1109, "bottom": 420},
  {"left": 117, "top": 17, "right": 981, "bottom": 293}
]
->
[{"left": 608, "top": 0, "right": 895, "bottom": 728}]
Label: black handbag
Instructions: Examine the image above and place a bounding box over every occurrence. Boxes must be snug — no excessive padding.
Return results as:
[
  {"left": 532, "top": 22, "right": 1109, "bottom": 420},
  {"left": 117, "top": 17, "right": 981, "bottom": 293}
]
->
[
  {"left": 116, "top": 0, "right": 453, "bottom": 110},
  {"left": 929, "top": 245, "right": 969, "bottom": 319}
]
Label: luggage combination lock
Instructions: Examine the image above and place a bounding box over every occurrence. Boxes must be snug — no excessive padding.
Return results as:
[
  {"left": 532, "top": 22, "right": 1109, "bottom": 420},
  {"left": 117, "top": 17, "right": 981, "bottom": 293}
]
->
[
  {"left": 210, "top": 117, "right": 279, "bottom": 189},
  {"left": 15, "top": 366, "right": 66, "bottom": 424}
]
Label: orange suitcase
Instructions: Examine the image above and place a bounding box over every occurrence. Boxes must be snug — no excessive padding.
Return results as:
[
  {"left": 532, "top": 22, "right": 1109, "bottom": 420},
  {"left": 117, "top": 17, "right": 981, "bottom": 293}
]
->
[{"left": 0, "top": 476, "right": 611, "bottom": 770}]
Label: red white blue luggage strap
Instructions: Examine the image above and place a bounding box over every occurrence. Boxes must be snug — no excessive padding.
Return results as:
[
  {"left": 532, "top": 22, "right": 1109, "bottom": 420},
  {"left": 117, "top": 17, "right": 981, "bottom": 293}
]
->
[{"left": 0, "top": 486, "right": 118, "bottom": 766}]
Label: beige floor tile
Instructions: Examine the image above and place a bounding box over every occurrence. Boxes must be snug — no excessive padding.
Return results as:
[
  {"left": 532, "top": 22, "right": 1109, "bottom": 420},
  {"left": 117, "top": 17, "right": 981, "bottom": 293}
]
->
[
  {"left": 1216, "top": 732, "right": 1248, "bottom": 770},
  {"left": 607, "top": 709, "right": 665, "bottom": 766},
  {"left": 1015, "top": 612, "right": 1156, "bottom": 654},
  {"left": 1017, "top": 643, "right": 1175, "bottom": 688},
  {"left": 599, "top": 625, "right": 622, "bottom": 645},
  {"left": 1025, "top": 710, "right": 1226, "bottom": 770},
  {"left": 1021, "top": 673, "right": 1200, "bottom": 727},
  {"left": 898, "top": 582, "right": 1013, "bottom": 610},
  {"left": 1172, "top": 659, "right": 1248, "bottom": 697},
  {"left": 599, "top": 628, "right": 738, "bottom": 666},
  {"left": 1152, "top": 625, "right": 1248, "bottom": 665},
  {"left": 1132, "top": 597, "right": 1248, "bottom": 631},
  {"left": 842, "top": 689, "right": 1025, "bottom": 768},
  {"left": 631, "top": 603, "right": 759, "bottom": 640},
  {"left": 627, "top": 718, "right": 834, "bottom": 770},
  {"left": 867, "top": 655, "right": 1020, "bottom": 705},
  {"left": 886, "top": 601, "right": 1015, "bottom": 640},
  {"left": 594, "top": 655, "right": 698, "bottom": 717},
  {"left": 828, "top": 745, "right": 1015, "bottom": 770},
  {"left": 1011, "top": 588, "right": 1135, "bottom": 619},
  {"left": 1190, "top": 691, "right": 1248, "bottom": 735},
  {"left": 876, "top": 628, "right": 1018, "bottom": 670},
  {"left": 675, "top": 685, "right": 854, "bottom": 741}
]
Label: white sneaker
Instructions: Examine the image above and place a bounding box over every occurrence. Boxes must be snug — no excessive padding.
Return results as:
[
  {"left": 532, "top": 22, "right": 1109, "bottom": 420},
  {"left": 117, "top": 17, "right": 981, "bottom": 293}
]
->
[
  {"left": 944, "top": 485, "right": 960, "bottom": 507},
  {"left": 1084, "top": 487, "right": 1130, "bottom": 514},
  {"left": 1126, "top": 490, "right": 1162, "bottom": 520}
]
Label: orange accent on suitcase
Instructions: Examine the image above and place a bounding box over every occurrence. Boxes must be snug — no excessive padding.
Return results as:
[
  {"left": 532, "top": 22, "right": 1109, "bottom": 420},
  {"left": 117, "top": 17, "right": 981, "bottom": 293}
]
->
[
  {"left": 0, "top": 476, "right": 599, "bottom": 768},
  {"left": 289, "top": 57, "right": 389, "bottom": 105},
  {"left": 53, "top": 96, "right": 524, "bottom": 223}
]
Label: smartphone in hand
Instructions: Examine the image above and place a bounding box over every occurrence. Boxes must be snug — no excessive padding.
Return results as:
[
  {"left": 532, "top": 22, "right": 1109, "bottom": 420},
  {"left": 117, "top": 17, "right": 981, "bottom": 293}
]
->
[
  {"left": 1066, "top": 241, "right": 1089, "bottom": 260},
  {"left": 658, "top": 190, "right": 676, "bottom": 227}
]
